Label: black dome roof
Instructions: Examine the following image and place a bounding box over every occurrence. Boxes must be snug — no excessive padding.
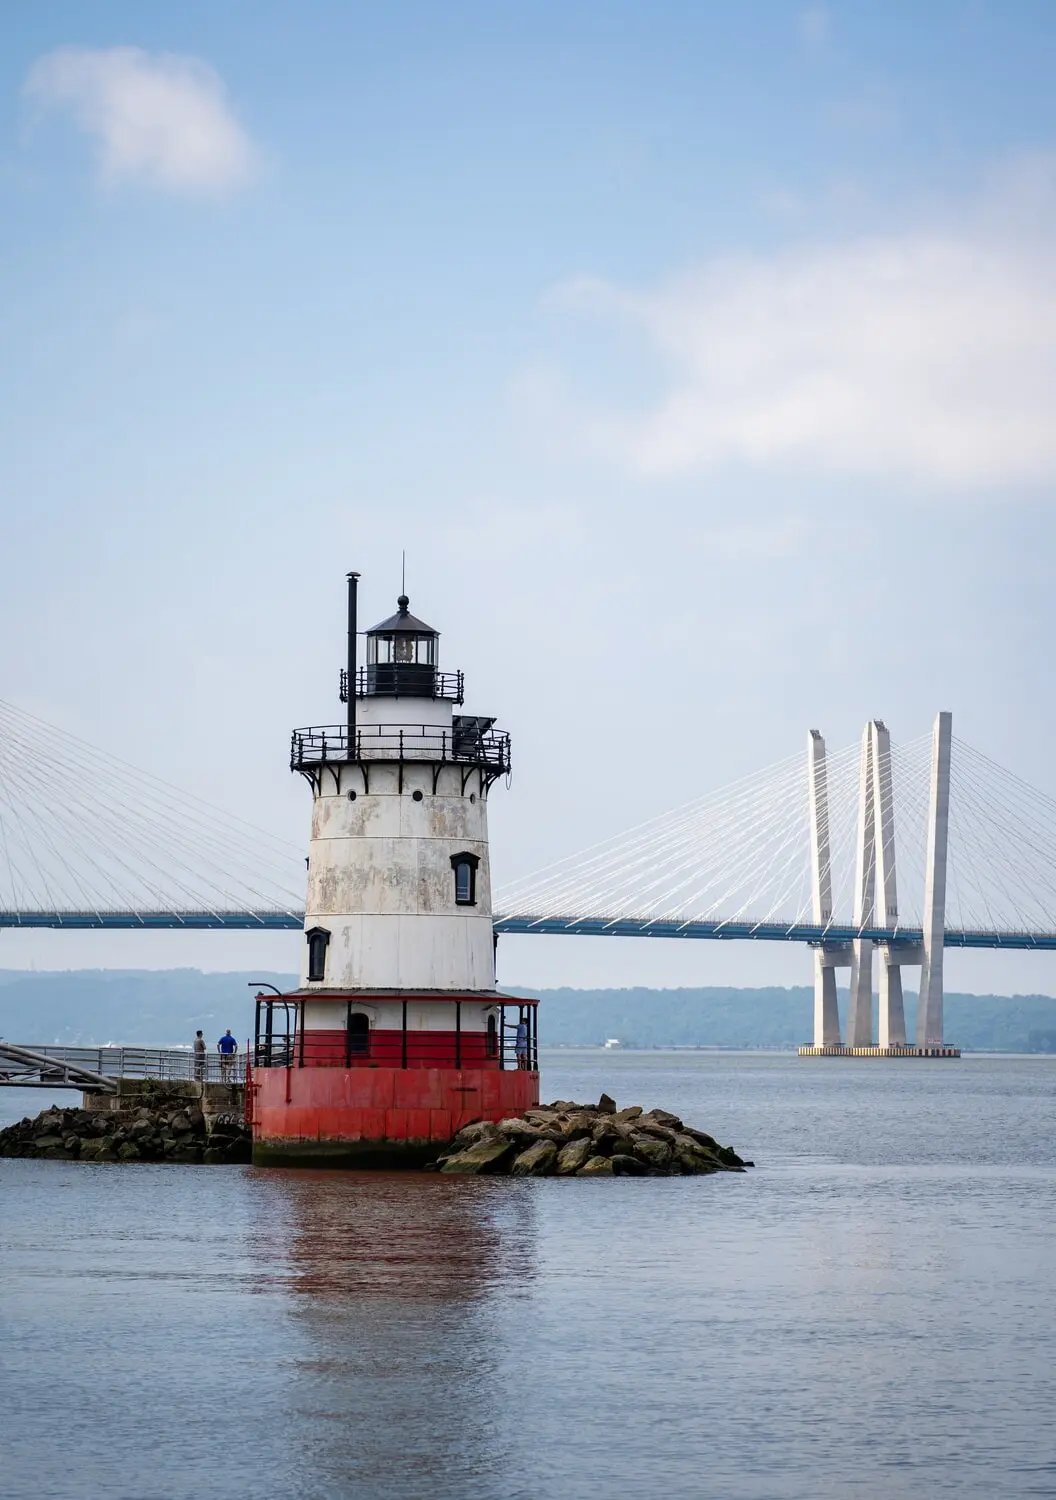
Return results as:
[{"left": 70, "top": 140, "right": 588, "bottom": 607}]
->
[{"left": 366, "top": 595, "right": 438, "bottom": 635}]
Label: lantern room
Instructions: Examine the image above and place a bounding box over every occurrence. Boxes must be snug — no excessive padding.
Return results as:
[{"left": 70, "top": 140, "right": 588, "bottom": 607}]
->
[{"left": 365, "top": 594, "right": 439, "bottom": 697}]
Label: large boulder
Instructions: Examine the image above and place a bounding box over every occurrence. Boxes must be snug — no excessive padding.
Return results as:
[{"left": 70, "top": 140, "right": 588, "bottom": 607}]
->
[
  {"left": 498, "top": 1117, "right": 565, "bottom": 1144},
  {"left": 511, "top": 1140, "right": 558, "bottom": 1177},
  {"left": 589, "top": 1125, "right": 619, "bottom": 1156},
  {"left": 673, "top": 1136, "right": 722, "bottom": 1175},
  {"left": 610, "top": 1153, "right": 647, "bottom": 1176},
  {"left": 450, "top": 1120, "right": 502, "bottom": 1149},
  {"left": 714, "top": 1144, "right": 747, "bottom": 1169},
  {"left": 439, "top": 1137, "right": 516, "bottom": 1175},
  {"left": 629, "top": 1134, "right": 674, "bottom": 1171},
  {"left": 576, "top": 1155, "right": 615, "bottom": 1175},
  {"left": 555, "top": 1137, "right": 594, "bottom": 1175},
  {"left": 597, "top": 1093, "right": 617, "bottom": 1114}
]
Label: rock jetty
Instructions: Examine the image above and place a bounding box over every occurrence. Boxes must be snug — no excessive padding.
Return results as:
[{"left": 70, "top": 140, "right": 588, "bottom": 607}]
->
[
  {"left": 432, "top": 1094, "right": 752, "bottom": 1176},
  {"left": 0, "top": 1093, "right": 251, "bottom": 1165}
]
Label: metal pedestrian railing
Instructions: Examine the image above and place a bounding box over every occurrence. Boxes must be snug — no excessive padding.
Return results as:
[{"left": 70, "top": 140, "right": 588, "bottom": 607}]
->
[{"left": 0, "top": 1041, "right": 248, "bottom": 1091}]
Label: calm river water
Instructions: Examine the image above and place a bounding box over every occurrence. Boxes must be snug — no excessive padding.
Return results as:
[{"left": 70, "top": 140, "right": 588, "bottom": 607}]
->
[{"left": 2, "top": 1050, "right": 1055, "bottom": 1500}]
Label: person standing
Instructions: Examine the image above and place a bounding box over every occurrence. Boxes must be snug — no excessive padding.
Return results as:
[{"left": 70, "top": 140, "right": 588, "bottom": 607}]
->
[
  {"left": 217, "top": 1029, "right": 238, "bottom": 1081},
  {"left": 193, "top": 1029, "right": 207, "bottom": 1081},
  {"left": 515, "top": 1015, "right": 529, "bottom": 1071}
]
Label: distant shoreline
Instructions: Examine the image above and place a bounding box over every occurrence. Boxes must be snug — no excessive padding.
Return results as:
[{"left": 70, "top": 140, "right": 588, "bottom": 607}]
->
[{"left": 3, "top": 968, "right": 1056, "bottom": 1054}]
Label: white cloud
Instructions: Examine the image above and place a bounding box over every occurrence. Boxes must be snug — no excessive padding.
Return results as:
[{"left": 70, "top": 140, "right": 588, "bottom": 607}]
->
[
  {"left": 24, "top": 46, "right": 256, "bottom": 195},
  {"left": 545, "top": 161, "right": 1056, "bottom": 489}
]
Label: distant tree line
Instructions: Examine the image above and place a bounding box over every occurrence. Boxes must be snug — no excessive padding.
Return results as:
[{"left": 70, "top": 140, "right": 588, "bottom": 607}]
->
[{"left": 3, "top": 969, "right": 1056, "bottom": 1052}]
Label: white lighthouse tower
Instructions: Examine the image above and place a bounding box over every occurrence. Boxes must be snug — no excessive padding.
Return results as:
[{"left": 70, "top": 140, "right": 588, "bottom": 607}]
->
[{"left": 250, "top": 572, "right": 539, "bottom": 1166}]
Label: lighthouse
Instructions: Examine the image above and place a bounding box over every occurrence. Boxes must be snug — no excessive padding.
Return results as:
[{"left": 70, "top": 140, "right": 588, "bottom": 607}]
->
[{"left": 249, "top": 572, "right": 539, "bottom": 1166}]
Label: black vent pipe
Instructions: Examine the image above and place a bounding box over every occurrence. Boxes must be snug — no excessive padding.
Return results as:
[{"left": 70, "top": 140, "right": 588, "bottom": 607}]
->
[{"left": 346, "top": 571, "right": 360, "bottom": 744}]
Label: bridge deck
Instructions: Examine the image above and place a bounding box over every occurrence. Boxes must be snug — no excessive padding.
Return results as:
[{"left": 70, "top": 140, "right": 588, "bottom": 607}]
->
[{"left": 2, "top": 910, "right": 1055, "bottom": 950}]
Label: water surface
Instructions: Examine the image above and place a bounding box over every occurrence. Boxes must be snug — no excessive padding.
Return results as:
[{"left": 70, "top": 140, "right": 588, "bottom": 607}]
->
[{"left": 2, "top": 1051, "right": 1054, "bottom": 1500}]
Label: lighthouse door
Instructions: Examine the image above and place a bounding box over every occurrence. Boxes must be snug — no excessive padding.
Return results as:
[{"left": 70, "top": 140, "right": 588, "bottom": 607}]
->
[{"left": 345, "top": 1008, "right": 370, "bottom": 1063}]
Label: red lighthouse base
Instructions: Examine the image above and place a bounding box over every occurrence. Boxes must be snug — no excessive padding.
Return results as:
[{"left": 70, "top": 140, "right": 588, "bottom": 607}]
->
[
  {"left": 248, "top": 991, "right": 539, "bottom": 1168},
  {"left": 251, "top": 1064, "right": 539, "bottom": 1167}
]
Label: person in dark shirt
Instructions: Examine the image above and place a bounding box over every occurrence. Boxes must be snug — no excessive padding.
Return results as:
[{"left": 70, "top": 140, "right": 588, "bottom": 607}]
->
[
  {"left": 193, "top": 1030, "right": 206, "bottom": 1081},
  {"left": 217, "top": 1029, "right": 238, "bottom": 1081}
]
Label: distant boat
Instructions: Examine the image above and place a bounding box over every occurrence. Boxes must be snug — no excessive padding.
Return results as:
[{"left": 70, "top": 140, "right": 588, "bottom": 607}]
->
[{"left": 603, "top": 1038, "right": 622, "bottom": 1049}]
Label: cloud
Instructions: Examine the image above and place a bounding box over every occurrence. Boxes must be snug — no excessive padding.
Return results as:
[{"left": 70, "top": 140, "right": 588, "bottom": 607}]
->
[
  {"left": 544, "top": 160, "right": 1056, "bottom": 489},
  {"left": 24, "top": 46, "right": 256, "bottom": 195}
]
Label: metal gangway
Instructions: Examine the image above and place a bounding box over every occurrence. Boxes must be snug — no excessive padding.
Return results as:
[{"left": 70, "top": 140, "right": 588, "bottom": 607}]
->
[{"left": 0, "top": 1041, "right": 247, "bottom": 1093}]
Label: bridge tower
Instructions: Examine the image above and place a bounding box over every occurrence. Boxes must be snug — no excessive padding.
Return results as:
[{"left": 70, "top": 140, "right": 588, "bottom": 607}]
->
[
  {"left": 846, "top": 723, "right": 876, "bottom": 1047},
  {"left": 872, "top": 721, "right": 907, "bottom": 1048},
  {"left": 808, "top": 730, "right": 841, "bottom": 1047},
  {"left": 249, "top": 572, "right": 539, "bottom": 1166},
  {"left": 801, "top": 710, "right": 957, "bottom": 1059},
  {"left": 917, "top": 711, "right": 953, "bottom": 1047}
]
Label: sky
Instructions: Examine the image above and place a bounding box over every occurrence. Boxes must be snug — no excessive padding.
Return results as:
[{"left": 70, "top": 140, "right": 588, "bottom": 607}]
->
[{"left": 2, "top": 1, "right": 1056, "bottom": 996}]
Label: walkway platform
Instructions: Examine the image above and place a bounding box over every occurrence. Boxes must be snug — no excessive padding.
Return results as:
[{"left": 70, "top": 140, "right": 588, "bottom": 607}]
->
[{"left": 0, "top": 1041, "right": 247, "bottom": 1093}]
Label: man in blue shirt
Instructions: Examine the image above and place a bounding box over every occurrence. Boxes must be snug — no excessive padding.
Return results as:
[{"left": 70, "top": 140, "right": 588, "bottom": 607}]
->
[
  {"left": 515, "top": 1017, "right": 529, "bottom": 1070},
  {"left": 217, "top": 1029, "right": 238, "bottom": 1081}
]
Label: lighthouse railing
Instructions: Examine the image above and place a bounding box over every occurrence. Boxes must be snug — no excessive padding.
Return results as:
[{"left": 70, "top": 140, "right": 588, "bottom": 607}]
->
[
  {"left": 339, "top": 667, "right": 465, "bottom": 704},
  {"left": 290, "top": 723, "right": 512, "bottom": 775},
  {"left": 252, "top": 998, "right": 539, "bottom": 1073}
]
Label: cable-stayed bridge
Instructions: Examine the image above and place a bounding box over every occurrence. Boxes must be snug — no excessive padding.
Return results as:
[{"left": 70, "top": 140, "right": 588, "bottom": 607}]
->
[{"left": 3, "top": 697, "right": 1056, "bottom": 1050}]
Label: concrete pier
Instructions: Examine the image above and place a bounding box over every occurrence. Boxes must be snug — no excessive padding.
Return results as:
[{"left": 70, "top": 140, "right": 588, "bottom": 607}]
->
[{"left": 798, "top": 1044, "right": 960, "bottom": 1058}]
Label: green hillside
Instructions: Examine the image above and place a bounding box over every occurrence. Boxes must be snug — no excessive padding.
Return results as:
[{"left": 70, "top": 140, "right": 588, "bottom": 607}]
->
[{"left": 2, "top": 969, "right": 1056, "bottom": 1052}]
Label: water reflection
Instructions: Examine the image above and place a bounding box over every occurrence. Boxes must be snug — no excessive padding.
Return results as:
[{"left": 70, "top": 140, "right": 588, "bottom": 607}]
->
[
  {"left": 245, "top": 1170, "right": 539, "bottom": 1500},
  {"left": 248, "top": 1169, "right": 538, "bottom": 1299}
]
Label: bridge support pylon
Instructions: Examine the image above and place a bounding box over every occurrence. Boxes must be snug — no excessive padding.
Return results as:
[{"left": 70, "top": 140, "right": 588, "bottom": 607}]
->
[
  {"left": 800, "top": 710, "right": 959, "bottom": 1060},
  {"left": 808, "top": 730, "right": 841, "bottom": 1046},
  {"left": 872, "top": 721, "right": 907, "bottom": 1048},
  {"left": 917, "top": 711, "right": 952, "bottom": 1048},
  {"left": 847, "top": 723, "right": 875, "bottom": 1047}
]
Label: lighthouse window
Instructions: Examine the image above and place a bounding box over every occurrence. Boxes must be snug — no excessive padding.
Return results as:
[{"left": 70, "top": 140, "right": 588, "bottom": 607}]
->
[
  {"left": 306, "top": 926, "right": 331, "bottom": 982},
  {"left": 369, "top": 634, "right": 437, "bottom": 666},
  {"left": 450, "top": 852, "right": 479, "bottom": 906}
]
